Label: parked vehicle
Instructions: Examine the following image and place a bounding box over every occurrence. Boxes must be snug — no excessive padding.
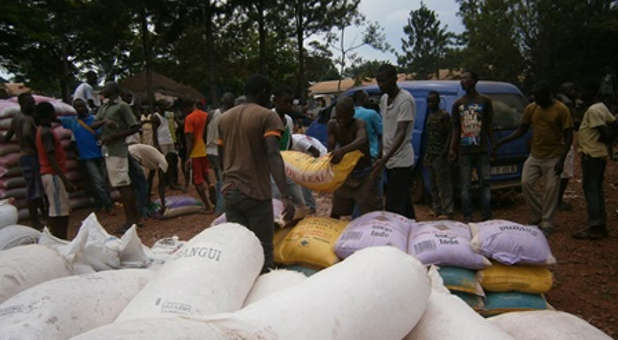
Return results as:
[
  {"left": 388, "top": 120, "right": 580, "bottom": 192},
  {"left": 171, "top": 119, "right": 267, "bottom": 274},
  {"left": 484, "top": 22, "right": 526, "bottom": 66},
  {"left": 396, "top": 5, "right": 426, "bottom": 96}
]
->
[{"left": 333, "top": 80, "right": 532, "bottom": 202}]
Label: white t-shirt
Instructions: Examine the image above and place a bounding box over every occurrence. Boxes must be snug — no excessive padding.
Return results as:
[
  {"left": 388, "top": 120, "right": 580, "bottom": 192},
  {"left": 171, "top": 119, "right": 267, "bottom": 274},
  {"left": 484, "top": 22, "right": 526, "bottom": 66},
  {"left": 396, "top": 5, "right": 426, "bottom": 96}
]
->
[
  {"left": 272, "top": 109, "right": 295, "bottom": 150},
  {"left": 291, "top": 134, "right": 327, "bottom": 156},
  {"left": 206, "top": 108, "right": 222, "bottom": 156},
  {"left": 128, "top": 144, "right": 168, "bottom": 172},
  {"left": 72, "top": 82, "right": 99, "bottom": 109},
  {"left": 154, "top": 112, "right": 173, "bottom": 145},
  {"left": 380, "top": 89, "right": 416, "bottom": 169}
]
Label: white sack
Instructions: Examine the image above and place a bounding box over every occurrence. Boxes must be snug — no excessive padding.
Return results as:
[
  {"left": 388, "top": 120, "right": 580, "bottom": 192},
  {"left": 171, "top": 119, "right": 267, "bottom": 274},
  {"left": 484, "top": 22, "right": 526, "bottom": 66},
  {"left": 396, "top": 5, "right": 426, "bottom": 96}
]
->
[
  {"left": 0, "top": 200, "right": 18, "bottom": 229},
  {"left": 0, "top": 225, "right": 41, "bottom": 250},
  {"left": 0, "top": 244, "right": 71, "bottom": 303},
  {"left": 243, "top": 269, "right": 307, "bottom": 306},
  {"left": 0, "top": 269, "right": 154, "bottom": 340},
  {"left": 405, "top": 286, "right": 514, "bottom": 340},
  {"left": 489, "top": 310, "right": 612, "bottom": 340},
  {"left": 116, "top": 223, "right": 263, "bottom": 321}
]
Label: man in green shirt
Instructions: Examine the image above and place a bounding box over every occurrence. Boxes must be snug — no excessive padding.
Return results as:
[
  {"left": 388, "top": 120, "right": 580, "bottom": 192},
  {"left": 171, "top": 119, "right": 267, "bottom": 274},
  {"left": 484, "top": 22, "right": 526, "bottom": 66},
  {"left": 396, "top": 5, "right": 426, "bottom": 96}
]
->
[{"left": 94, "top": 82, "right": 141, "bottom": 231}]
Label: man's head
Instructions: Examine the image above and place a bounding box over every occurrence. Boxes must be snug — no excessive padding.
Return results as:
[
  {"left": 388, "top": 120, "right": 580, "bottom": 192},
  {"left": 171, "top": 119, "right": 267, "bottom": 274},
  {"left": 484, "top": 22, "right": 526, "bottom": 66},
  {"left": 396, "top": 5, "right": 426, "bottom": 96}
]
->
[
  {"left": 532, "top": 81, "right": 552, "bottom": 108},
  {"left": 86, "top": 71, "right": 97, "bottom": 87},
  {"left": 73, "top": 98, "right": 88, "bottom": 117},
  {"left": 101, "top": 82, "right": 121, "bottom": 100},
  {"left": 273, "top": 87, "right": 294, "bottom": 115},
  {"left": 221, "top": 92, "right": 235, "bottom": 110},
  {"left": 581, "top": 80, "right": 600, "bottom": 105},
  {"left": 335, "top": 97, "right": 355, "bottom": 127},
  {"left": 427, "top": 90, "right": 440, "bottom": 112},
  {"left": 352, "top": 90, "right": 368, "bottom": 107},
  {"left": 245, "top": 74, "right": 272, "bottom": 107},
  {"left": 559, "top": 82, "right": 577, "bottom": 99},
  {"left": 17, "top": 93, "right": 35, "bottom": 116},
  {"left": 156, "top": 100, "right": 170, "bottom": 113},
  {"left": 377, "top": 64, "right": 398, "bottom": 94},
  {"left": 179, "top": 99, "right": 195, "bottom": 116},
  {"left": 461, "top": 71, "right": 479, "bottom": 93},
  {"left": 35, "top": 102, "right": 55, "bottom": 125}
]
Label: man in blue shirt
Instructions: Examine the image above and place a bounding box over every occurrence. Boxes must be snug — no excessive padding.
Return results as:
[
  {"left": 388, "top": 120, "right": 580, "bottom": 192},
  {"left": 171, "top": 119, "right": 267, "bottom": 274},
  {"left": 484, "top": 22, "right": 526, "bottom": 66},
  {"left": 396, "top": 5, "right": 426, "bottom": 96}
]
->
[
  {"left": 352, "top": 90, "right": 382, "bottom": 160},
  {"left": 60, "top": 98, "right": 113, "bottom": 213}
]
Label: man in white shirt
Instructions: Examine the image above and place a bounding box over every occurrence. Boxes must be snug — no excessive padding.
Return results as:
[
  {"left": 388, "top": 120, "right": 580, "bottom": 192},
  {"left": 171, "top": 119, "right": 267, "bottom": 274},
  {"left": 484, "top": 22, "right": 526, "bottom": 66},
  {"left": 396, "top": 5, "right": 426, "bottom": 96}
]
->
[
  {"left": 291, "top": 133, "right": 326, "bottom": 213},
  {"left": 72, "top": 71, "right": 99, "bottom": 111},
  {"left": 372, "top": 63, "right": 416, "bottom": 218},
  {"left": 206, "top": 92, "right": 234, "bottom": 215},
  {"left": 128, "top": 143, "right": 169, "bottom": 216}
]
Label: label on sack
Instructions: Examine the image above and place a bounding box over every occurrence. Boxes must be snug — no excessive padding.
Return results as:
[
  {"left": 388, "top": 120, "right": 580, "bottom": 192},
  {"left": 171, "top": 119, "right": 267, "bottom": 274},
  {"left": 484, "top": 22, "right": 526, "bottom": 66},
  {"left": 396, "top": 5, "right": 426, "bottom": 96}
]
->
[
  {"left": 173, "top": 246, "right": 223, "bottom": 262},
  {"left": 154, "top": 298, "right": 193, "bottom": 315}
]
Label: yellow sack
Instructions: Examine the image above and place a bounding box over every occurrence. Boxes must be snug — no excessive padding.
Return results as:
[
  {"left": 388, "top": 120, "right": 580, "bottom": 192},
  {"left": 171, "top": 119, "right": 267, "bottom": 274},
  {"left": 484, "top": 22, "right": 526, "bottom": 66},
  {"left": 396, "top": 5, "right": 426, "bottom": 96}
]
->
[
  {"left": 274, "top": 217, "right": 348, "bottom": 268},
  {"left": 281, "top": 150, "right": 364, "bottom": 193},
  {"left": 478, "top": 262, "right": 553, "bottom": 293}
]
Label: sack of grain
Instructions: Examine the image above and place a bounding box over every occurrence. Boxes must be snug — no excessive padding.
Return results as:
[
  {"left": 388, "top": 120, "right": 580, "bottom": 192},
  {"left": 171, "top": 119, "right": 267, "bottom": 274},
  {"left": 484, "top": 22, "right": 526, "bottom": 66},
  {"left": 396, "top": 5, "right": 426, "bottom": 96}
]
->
[
  {"left": 274, "top": 217, "right": 348, "bottom": 268},
  {"left": 411, "top": 220, "right": 471, "bottom": 239},
  {"left": 281, "top": 150, "right": 363, "bottom": 192},
  {"left": 0, "top": 269, "right": 154, "bottom": 340},
  {"left": 152, "top": 195, "right": 203, "bottom": 218},
  {"left": 116, "top": 223, "right": 263, "bottom": 321},
  {"left": 478, "top": 262, "right": 553, "bottom": 293},
  {"left": 488, "top": 310, "right": 612, "bottom": 340},
  {"left": 0, "top": 224, "right": 41, "bottom": 250},
  {"left": 470, "top": 220, "right": 556, "bottom": 265},
  {"left": 243, "top": 269, "right": 307, "bottom": 306},
  {"left": 0, "top": 244, "right": 72, "bottom": 303},
  {"left": 482, "top": 292, "right": 549, "bottom": 316},
  {"left": 0, "top": 200, "right": 18, "bottom": 229},
  {"left": 438, "top": 266, "right": 484, "bottom": 296},
  {"left": 451, "top": 291, "right": 485, "bottom": 311},
  {"left": 408, "top": 231, "right": 490, "bottom": 269},
  {"left": 334, "top": 211, "right": 412, "bottom": 259}
]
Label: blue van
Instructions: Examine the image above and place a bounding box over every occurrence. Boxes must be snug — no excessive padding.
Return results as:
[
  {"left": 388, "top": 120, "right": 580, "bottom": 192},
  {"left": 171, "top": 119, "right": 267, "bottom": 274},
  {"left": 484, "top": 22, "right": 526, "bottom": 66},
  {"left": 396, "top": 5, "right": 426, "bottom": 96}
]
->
[{"left": 325, "top": 80, "right": 531, "bottom": 202}]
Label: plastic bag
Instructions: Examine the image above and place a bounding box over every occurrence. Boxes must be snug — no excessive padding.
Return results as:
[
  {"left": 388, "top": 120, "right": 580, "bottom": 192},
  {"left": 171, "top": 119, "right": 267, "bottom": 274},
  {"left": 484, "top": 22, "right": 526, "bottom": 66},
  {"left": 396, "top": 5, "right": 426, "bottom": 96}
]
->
[
  {"left": 281, "top": 150, "right": 363, "bottom": 192},
  {"left": 478, "top": 262, "right": 553, "bottom": 293}
]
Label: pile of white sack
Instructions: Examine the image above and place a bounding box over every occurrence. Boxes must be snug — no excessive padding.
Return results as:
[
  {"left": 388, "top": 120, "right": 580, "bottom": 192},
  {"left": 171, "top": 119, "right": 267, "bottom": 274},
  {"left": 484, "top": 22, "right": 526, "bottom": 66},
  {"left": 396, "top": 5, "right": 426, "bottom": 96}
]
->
[{"left": 0, "top": 213, "right": 612, "bottom": 339}]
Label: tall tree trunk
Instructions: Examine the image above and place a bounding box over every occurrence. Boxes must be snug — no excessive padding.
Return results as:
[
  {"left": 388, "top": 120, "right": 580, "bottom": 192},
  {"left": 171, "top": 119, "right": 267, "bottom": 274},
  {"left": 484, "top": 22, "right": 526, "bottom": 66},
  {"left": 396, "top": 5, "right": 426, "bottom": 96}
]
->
[
  {"left": 337, "top": 26, "right": 345, "bottom": 92},
  {"left": 141, "top": 7, "right": 154, "bottom": 111},
  {"left": 257, "top": 0, "right": 267, "bottom": 75},
  {"left": 203, "top": 2, "right": 218, "bottom": 107},
  {"left": 60, "top": 53, "right": 70, "bottom": 103},
  {"left": 295, "top": 1, "right": 305, "bottom": 101}
]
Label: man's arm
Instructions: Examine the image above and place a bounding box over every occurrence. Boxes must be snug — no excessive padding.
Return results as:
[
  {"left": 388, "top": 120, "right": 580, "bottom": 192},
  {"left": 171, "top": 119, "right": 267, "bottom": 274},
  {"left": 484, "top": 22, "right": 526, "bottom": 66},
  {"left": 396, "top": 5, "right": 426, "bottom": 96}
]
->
[
  {"left": 374, "top": 120, "right": 411, "bottom": 174},
  {"left": 2, "top": 119, "right": 15, "bottom": 143},
  {"left": 495, "top": 123, "right": 530, "bottom": 150},
  {"left": 185, "top": 133, "right": 194, "bottom": 160},
  {"left": 486, "top": 98, "right": 497, "bottom": 153},
  {"left": 265, "top": 135, "right": 295, "bottom": 220},
  {"left": 151, "top": 114, "right": 161, "bottom": 151},
  {"left": 326, "top": 120, "right": 337, "bottom": 152},
  {"left": 448, "top": 103, "right": 461, "bottom": 162},
  {"left": 555, "top": 128, "right": 573, "bottom": 175},
  {"left": 331, "top": 120, "right": 367, "bottom": 164},
  {"left": 100, "top": 125, "right": 140, "bottom": 145}
]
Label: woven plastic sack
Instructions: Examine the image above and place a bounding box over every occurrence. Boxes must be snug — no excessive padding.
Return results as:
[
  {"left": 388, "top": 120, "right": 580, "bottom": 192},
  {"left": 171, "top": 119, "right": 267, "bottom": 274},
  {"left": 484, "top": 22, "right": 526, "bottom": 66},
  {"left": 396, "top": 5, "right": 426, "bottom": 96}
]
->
[
  {"left": 482, "top": 292, "right": 548, "bottom": 316},
  {"left": 281, "top": 150, "right": 363, "bottom": 192},
  {"left": 334, "top": 211, "right": 412, "bottom": 259},
  {"left": 243, "top": 269, "right": 307, "bottom": 306},
  {"left": 411, "top": 220, "right": 471, "bottom": 239},
  {"left": 0, "top": 200, "right": 18, "bottom": 229},
  {"left": 478, "top": 262, "right": 553, "bottom": 293},
  {"left": 470, "top": 220, "right": 556, "bottom": 265},
  {"left": 0, "top": 224, "right": 41, "bottom": 250},
  {"left": 274, "top": 217, "right": 348, "bottom": 268},
  {"left": 452, "top": 291, "right": 485, "bottom": 311},
  {"left": 408, "top": 231, "right": 490, "bottom": 269},
  {"left": 152, "top": 195, "right": 203, "bottom": 218},
  {"left": 489, "top": 310, "right": 612, "bottom": 340},
  {"left": 438, "top": 266, "right": 484, "bottom": 296}
]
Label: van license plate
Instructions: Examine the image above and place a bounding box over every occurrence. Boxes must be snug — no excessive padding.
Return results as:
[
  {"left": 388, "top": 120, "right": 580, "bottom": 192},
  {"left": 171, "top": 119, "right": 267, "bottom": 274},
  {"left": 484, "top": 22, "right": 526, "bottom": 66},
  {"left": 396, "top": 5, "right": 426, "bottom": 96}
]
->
[{"left": 491, "top": 165, "right": 517, "bottom": 175}]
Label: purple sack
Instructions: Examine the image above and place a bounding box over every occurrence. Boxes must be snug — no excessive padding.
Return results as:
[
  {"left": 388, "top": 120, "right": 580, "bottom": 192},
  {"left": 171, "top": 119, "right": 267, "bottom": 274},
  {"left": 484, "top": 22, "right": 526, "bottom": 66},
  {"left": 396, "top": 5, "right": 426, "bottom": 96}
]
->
[
  {"left": 408, "top": 231, "right": 491, "bottom": 269},
  {"left": 470, "top": 220, "right": 556, "bottom": 265},
  {"left": 411, "top": 220, "right": 472, "bottom": 239},
  {"left": 154, "top": 195, "right": 203, "bottom": 209},
  {"left": 334, "top": 211, "right": 412, "bottom": 259}
]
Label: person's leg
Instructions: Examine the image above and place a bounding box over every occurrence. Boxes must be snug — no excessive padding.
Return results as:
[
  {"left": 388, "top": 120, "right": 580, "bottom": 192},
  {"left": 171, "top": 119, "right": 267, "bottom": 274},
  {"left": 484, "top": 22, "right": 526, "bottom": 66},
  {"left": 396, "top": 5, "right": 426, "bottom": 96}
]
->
[
  {"left": 90, "top": 158, "right": 113, "bottom": 211},
  {"left": 540, "top": 157, "right": 561, "bottom": 231},
  {"left": 245, "top": 198, "right": 275, "bottom": 272},
  {"left": 576, "top": 156, "right": 608, "bottom": 237},
  {"left": 521, "top": 156, "right": 543, "bottom": 225},
  {"left": 41, "top": 174, "right": 70, "bottom": 239},
  {"left": 356, "top": 174, "right": 382, "bottom": 216},
  {"left": 286, "top": 178, "right": 306, "bottom": 207},
  {"left": 19, "top": 155, "right": 42, "bottom": 229},
  {"left": 192, "top": 157, "right": 214, "bottom": 211},
  {"left": 207, "top": 154, "right": 224, "bottom": 214},
  {"left": 47, "top": 216, "right": 69, "bottom": 240},
  {"left": 429, "top": 158, "right": 442, "bottom": 216},
  {"left": 558, "top": 146, "right": 574, "bottom": 210},
  {"left": 128, "top": 154, "right": 148, "bottom": 217},
  {"left": 436, "top": 156, "right": 454, "bottom": 217},
  {"left": 301, "top": 187, "right": 316, "bottom": 212},
  {"left": 331, "top": 186, "right": 354, "bottom": 219},
  {"left": 157, "top": 169, "right": 167, "bottom": 215},
  {"left": 385, "top": 167, "right": 415, "bottom": 219},
  {"left": 459, "top": 154, "right": 473, "bottom": 222},
  {"left": 165, "top": 152, "right": 182, "bottom": 190},
  {"left": 118, "top": 185, "right": 140, "bottom": 227},
  {"left": 478, "top": 153, "right": 492, "bottom": 220},
  {"left": 105, "top": 156, "right": 140, "bottom": 229}
]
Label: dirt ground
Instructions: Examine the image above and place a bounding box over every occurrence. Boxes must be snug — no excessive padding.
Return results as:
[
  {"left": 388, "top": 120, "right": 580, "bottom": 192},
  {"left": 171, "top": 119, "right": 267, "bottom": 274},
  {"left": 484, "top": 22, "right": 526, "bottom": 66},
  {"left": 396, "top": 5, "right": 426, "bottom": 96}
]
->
[{"left": 66, "top": 153, "right": 617, "bottom": 337}]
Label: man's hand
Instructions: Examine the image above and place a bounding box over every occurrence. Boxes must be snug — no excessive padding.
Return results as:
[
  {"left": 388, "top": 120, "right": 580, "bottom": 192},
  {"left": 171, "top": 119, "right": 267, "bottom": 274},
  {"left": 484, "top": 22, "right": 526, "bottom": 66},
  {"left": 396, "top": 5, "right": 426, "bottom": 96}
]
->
[
  {"left": 281, "top": 197, "right": 296, "bottom": 222},
  {"left": 448, "top": 150, "right": 457, "bottom": 163},
  {"left": 105, "top": 119, "right": 118, "bottom": 129},
  {"left": 63, "top": 180, "right": 77, "bottom": 193},
  {"left": 159, "top": 204, "right": 166, "bottom": 216},
  {"left": 370, "top": 158, "right": 386, "bottom": 179},
  {"left": 330, "top": 149, "right": 345, "bottom": 164},
  {"left": 554, "top": 158, "right": 565, "bottom": 176},
  {"left": 308, "top": 146, "right": 320, "bottom": 158}
]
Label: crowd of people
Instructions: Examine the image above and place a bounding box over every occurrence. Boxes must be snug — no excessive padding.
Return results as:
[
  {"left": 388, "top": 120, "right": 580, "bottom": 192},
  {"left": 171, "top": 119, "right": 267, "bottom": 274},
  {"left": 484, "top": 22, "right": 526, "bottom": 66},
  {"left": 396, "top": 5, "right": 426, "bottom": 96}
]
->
[{"left": 2, "top": 63, "right": 615, "bottom": 271}]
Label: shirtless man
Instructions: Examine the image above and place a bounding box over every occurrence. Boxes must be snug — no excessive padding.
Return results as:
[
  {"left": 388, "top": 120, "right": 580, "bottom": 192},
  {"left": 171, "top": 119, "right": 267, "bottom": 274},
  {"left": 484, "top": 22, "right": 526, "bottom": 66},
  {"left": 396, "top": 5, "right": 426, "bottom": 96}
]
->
[{"left": 328, "top": 97, "right": 381, "bottom": 218}]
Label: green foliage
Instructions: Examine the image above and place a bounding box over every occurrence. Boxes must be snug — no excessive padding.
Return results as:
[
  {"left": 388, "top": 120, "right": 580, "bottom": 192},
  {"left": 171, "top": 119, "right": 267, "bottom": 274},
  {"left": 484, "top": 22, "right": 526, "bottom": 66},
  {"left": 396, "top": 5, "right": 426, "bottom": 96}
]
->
[{"left": 397, "top": 2, "right": 454, "bottom": 80}]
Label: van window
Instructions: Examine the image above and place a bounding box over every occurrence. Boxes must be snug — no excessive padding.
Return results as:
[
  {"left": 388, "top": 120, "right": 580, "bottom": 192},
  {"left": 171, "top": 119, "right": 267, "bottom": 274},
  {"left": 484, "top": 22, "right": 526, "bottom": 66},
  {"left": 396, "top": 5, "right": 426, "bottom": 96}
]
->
[{"left": 485, "top": 93, "right": 527, "bottom": 130}]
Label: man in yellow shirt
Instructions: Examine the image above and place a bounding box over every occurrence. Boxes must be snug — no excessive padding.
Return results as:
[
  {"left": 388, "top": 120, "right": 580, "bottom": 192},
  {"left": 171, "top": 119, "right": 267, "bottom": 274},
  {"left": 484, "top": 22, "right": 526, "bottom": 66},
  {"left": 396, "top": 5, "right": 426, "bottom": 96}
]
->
[
  {"left": 573, "top": 83, "right": 616, "bottom": 240},
  {"left": 496, "top": 82, "right": 573, "bottom": 234}
]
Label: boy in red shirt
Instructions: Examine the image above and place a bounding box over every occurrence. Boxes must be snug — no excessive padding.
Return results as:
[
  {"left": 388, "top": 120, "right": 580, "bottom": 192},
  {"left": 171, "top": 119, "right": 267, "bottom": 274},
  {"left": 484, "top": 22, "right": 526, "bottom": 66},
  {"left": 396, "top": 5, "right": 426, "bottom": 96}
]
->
[{"left": 35, "top": 102, "right": 76, "bottom": 238}]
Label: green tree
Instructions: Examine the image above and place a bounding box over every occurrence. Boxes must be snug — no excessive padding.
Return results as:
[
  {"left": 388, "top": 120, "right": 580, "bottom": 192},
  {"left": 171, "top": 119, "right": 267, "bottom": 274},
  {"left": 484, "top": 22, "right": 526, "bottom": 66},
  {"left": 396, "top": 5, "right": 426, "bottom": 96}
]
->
[
  {"left": 344, "top": 59, "right": 389, "bottom": 84},
  {"left": 397, "top": 2, "right": 454, "bottom": 80}
]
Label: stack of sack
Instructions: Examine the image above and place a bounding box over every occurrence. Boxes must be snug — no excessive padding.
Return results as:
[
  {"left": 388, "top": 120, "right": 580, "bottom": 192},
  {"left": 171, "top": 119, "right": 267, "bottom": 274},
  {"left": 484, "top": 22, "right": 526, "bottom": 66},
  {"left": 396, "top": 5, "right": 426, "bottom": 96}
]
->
[
  {"left": 0, "top": 199, "right": 41, "bottom": 250},
  {"left": 0, "top": 97, "right": 91, "bottom": 221},
  {"left": 470, "top": 219, "right": 556, "bottom": 316}
]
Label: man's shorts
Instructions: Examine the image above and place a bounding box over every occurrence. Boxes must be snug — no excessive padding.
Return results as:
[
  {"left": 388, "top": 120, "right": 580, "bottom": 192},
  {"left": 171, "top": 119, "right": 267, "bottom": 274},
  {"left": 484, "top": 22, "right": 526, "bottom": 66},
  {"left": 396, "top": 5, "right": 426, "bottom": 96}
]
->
[
  {"left": 561, "top": 145, "right": 575, "bottom": 179},
  {"left": 160, "top": 143, "right": 176, "bottom": 155},
  {"left": 105, "top": 156, "right": 131, "bottom": 187},
  {"left": 332, "top": 172, "right": 381, "bottom": 217},
  {"left": 18, "top": 155, "right": 43, "bottom": 201},
  {"left": 41, "top": 174, "right": 70, "bottom": 217},
  {"left": 191, "top": 156, "right": 210, "bottom": 185}
]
